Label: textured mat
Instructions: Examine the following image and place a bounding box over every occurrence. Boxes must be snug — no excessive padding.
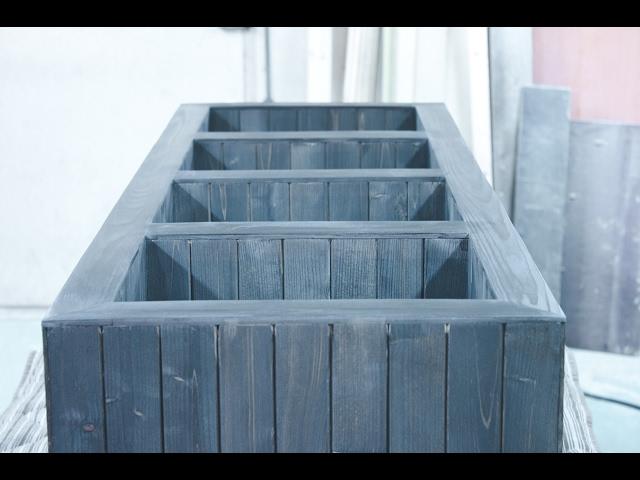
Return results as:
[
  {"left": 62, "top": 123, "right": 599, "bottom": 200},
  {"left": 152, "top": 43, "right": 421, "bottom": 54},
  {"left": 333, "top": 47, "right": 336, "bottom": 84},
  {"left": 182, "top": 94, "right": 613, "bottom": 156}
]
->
[{"left": 0, "top": 349, "right": 597, "bottom": 453}]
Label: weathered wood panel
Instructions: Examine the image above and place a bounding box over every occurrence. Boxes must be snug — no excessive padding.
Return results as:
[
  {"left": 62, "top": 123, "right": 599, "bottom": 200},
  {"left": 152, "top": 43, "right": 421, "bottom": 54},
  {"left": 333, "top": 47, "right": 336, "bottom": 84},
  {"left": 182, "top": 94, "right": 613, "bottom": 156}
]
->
[
  {"left": 326, "top": 141, "right": 360, "bottom": 168},
  {"left": 161, "top": 324, "right": 218, "bottom": 452},
  {"left": 219, "top": 324, "right": 275, "bottom": 452},
  {"left": 275, "top": 324, "right": 330, "bottom": 452},
  {"left": 210, "top": 182, "right": 250, "bottom": 221},
  {"left": 502, "top": 322, "right": 564, "bottom": 452},
  {"left": 289, "top": 182, "right": 327, "bottom": 221},
  {"left": 447, "top": 322, "right": 503, "bottom": 452},
  {"left": 424, "top": 238, "right": 468, "bottom": 299},
  {"left": 329, "top": 182, "right": 368, "bottom": 220},
  {"left": 331, "top": 239, "right": 377, "bottom": 299},
  {"left": 250, "top": 182, "right": 290, "bottom": 221},
  {"left": 103, "top": 326, "right": 161, "bottom": 452},
  {"left": 223, "top": 142, "right": 257, "bottom": 170},
  {"left": 369, "top": 181, "right": 408, "bottom": 221},
  {"left": 190, "top": 239, "right": 238, "bottom": 300},
  {"left": 389, "top": 322, "right": 445, "bottom": 452},
  {"left": 291, "top": 142, "right": 326, "bottom": 169},
  {"left": 283, "top": 239, "right": 330, "bottom": 300},
  {"left": 361, "top": 142, "right": 395, "bottom": 168},
  {"left": 45, "top": 326, "right": 105, "bottom": 452},
  {"left": 408, "top": 181, "right": 445, "bottom": 220},
  {"left": 238, "top": 240, "right": 283, "bottom": 300},
  {"left": 256, "top": 141, "right": 290, "bottom": 169},
  {"left": 332, "top": 322, "right": 387, "bottom": 452},
  {"left": 147, "top": 239, "right": 190, "bottom": 301},
  {"left": 377, "top": 239, "right": 423, "bottom": 299}
]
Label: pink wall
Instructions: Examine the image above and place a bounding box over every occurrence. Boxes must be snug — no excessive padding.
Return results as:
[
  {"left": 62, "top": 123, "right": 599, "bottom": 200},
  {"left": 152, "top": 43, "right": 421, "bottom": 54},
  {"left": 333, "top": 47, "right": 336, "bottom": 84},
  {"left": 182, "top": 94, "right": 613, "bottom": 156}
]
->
[{"left": 533, "top": 27, "right": 640, "bottom": 123}]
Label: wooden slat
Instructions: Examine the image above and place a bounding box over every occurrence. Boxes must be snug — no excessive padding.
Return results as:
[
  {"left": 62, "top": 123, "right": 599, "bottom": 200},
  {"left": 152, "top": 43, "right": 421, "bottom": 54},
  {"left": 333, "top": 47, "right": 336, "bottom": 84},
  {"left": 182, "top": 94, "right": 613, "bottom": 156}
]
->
[
  {"left": 369, "top": 181, "right": 408, "bottom": 221},
  {"left": 385, "top": 108, "right": 415, "bottom": 130},
  {"left": 223, "top": 142, "right": 257, "bottom": 170},
  {"left": 396, "top": 141, "right": 427, "bottom": 168},
  {"left": 250, "top": 182, "right": 290, "bottom": 221},
  {"left": 329, "top": 107, "right": 357, "bottom": 130},
  {"left": 408, "top": 181, "right": 445, "bottom": 220},
  {"left": 256, "top": 141, "right": 290, "bottom": 169},
  {"left": 389, "top": 322, "right": 445, "bottom": 452},
  {"left": 190, "top": 239, "right": 238, "bottom": 300},
  {"left": 283, "top": 239, "right": 330, "bottom": 299},
  {"left": 167, "top": 183, "right": 209, "bottom": 222},
  {"left": 329, "top": 182, "right": 368, "bottom": 220},
  {"left": 358, "top": 108, "right": 386, "bottom": 130},
  {"left": 240, "top": 108, "right": 269, "bottom": 131},
  {"left": 275, "top": 324, "right": 330, "bottom": 452},
  {"left": 326, "top": 141, "right": 360, "bottom": 168},
  {"left": 193, "top": 141, "right": 223, "bottom": 170},
  {"left": 331, "top": 239, "right": 377, "bottom": 299},
  {"left": 424, "top": 238, "right": 468, "bottom": 299},
  {"left": 103, "top": 325, "right": 161, "bottom": 452},
  {"left": 290, "top": 182, "right": 327, "bottom": 221},
  {"left": 361, "top": 142, "right": 395, "bottom": 168},
  {"left": 269, "top": 108, "right": 298, "bottom": 131},
  {"left": 503, "top": 322, "right": 564, "bottom": 452},
  {"left": 238, "top": 240, "right": 283, "bottom": 300},
  {"left": 447, "top": 322, "right": 503, "bottom": 452},
  {"left": 332, "top": 322, "right": 387, "bottom": 452},
  {"left": 377, "top": 238, "right": 423, "bottom": 299},
  {"left": 297, "top": 107, "right": 329, "bottom": 130},
  {"left": 161, "top": 324, "right": 218, "bottom": 452},
  {"left": 45, "top": 326, "right": 105, "bottom": 452},
  {"left": 219, "top": 324, "right": 275, "bottom": 452},
  {"left": 210, "top": 182, "right": 250, "bottom": 221},
  {"left": 291, "top": 142, "right": 325, "bottom": 169},
  {"left": 147, "top": 239, "right": 190, "bottom": 301},
  {"left": 210, "top": 109, "right": 239, "bottom": 132}
]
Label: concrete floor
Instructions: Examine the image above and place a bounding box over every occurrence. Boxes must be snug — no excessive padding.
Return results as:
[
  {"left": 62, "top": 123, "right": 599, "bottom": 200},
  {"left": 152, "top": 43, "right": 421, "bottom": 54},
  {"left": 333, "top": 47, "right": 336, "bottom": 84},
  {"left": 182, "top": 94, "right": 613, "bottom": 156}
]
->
[{"left": 1, "top": 308, "right": 639, "bottom": 452}]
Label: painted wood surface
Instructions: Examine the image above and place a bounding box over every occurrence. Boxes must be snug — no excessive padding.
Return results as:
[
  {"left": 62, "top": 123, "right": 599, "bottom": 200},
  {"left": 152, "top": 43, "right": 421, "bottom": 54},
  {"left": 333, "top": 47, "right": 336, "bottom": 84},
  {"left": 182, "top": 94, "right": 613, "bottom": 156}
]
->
[{"left": 190, "top": 239, "right": 238, "bottom": 300}]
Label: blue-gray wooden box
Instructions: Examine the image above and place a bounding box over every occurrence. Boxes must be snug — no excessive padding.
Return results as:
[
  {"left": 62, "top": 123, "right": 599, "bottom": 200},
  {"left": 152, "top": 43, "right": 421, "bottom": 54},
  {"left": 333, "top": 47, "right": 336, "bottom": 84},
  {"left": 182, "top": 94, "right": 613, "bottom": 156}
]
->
[{"left": 42, "top": 104, "right": 565, "bottom": 453}]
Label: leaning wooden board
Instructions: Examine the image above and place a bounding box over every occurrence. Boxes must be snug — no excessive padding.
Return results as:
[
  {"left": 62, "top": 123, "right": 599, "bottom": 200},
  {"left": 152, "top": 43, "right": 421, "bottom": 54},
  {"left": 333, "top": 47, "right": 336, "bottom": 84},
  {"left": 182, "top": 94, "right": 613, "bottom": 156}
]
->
[{"left": 43, "top": 103, "right": 565, "bottom": 452}]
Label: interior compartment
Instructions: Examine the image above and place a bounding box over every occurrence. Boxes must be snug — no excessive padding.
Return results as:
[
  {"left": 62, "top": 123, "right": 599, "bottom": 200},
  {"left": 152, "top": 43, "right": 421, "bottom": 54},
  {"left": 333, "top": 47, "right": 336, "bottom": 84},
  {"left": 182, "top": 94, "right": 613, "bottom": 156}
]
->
[{"left": 208, "top": 106, "right": 417, "bottom": 132}]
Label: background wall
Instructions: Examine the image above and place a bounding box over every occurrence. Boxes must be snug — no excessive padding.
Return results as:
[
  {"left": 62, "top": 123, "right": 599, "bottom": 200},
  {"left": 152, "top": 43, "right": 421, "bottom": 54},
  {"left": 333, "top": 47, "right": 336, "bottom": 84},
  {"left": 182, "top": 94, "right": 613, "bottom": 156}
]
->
[{"left": 0, "top": 27, "right": 492, "bottom": 307}]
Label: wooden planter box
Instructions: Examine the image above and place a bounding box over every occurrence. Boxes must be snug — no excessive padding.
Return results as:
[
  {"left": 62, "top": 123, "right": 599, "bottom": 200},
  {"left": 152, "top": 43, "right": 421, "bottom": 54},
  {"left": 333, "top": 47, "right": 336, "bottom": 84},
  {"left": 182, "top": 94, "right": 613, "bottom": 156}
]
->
[{"left": 43, "top": 104, "right": 565, "bottom": 453}]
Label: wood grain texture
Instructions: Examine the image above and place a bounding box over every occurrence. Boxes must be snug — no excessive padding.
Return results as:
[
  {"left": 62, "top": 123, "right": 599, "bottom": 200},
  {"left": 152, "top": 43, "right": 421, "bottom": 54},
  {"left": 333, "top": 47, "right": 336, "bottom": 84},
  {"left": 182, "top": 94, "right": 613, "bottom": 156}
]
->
[
  {"left": 360, "top": 142, "right": 396, "bottom": 168},
  {"left": 291, "top": 142, "right": 326, "bottom": 169},
  {"left": 103, "top": 325, "right": 161, "bottom": 452},
  {"left": 147, "top": 239, "right": 190, "bottom": 301},
  {"left": 290, "top": 182, "right": 327, "bottom": 221},
  {"left": 284, "top": 239, "right": 330, "bottom": 300},
  {"left": 193, "top": 141, "right": 224, "bottom": 170},
  {"left": 210, "top": 182, "right": 250, "bottom": 221},
  {"left": 223, "top": 142, "right": 258, "bottom": 170},
  {"left": 332, "top": 322, "right": 387, "bottom": 452},
  {"left": 389, "top": 322, "right": 445, "bottom": 452},
  {"left": 269, "top": 108, "right": 297, "bottom": 131},
  {"left": 161, "top": 324, "right": 218, "bottom": 452},
  {"left": 329, "top": 182, "right": 368, "bottom": 220},
  {"left": 256, "top": 141, "right": 290, "bottom": 169},
  {"left": 240, "top": 108, "right": 269, "bottom": 131},
  {"left": 396, "top": 141, "right": 427, "bottom": 168},
  {"left": 250, "top": 182, "right": 290, "bottom": 221},
  {"left": 408, "top": 181, "right": 445, "bottom": 220},
  {"left": 331, "top": 239, "right": 377, "bottom": 299},
  {"left": 377, "top": 239, "right": 423, "bottom": 299},
  {"left": 424, "top": 238, "right": 468, "bottom": 299},
  {"left": 502, "top": 322, "right": 564, "bottom": 452},
  {"left": 219, "top": 324, "right": 275, "bottom": 452},
  {"left": 190, "top": 239, "right": 238, "bottom": 300},
  {"left": 275, "top": 323, "right": 330, "bottom": 452},
  {"left": 238, "top": 240, "right": 283, "bottom": 300},
  {"left": 326, "top": 141, "right": 360, "bottom": 168},
  {"left": 369, "top": 181, "right": 408, "bottom": 220},
  {"left": 447, "top": 322, "right": 503, "bottom": 452},
  {"left": 44, "top": 326, "right": 105, "bottom": 452},
  {"left": 162, "top": 183, "right": 209, "bottom": 222}
]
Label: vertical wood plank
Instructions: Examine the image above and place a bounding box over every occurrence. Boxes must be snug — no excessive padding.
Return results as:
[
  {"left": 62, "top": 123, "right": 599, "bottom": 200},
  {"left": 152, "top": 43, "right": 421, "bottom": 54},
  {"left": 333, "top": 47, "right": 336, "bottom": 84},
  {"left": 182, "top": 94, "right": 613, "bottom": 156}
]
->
[
  {"left": 369, "top": 181, "right": 408, "bottom": 220},
  {"left": 361, "top": 142, "right": 395, "bottom": 168},
  {"left": 408, "top": 181, "right": 446, "bottom": 220},
  {"left": 103, "top": 325, "right": 161, "bottom": 452},
  {"left": 223, "top": 142, "right": 257, "bottom": 170},
  {"left": 447, "top": 322, "right": 503, "bottom": 452},
  {"left": 396, "top": 141, "right": 428, "bottom": 168},
  {"left": 291, "top": 142, "right": 326, "bottom": 169},
  {"left": 210, "top": 182, "right": 250, "bottom": 221},
  {"left": 331, "top": 239, "right": 377, "bottom": 299},
  {"left": 385, "top": 108, "right": 416, "bottom": 130},
  {"left": 283, "top": 239, "right": 330, "bottom": 299},
  {"left": 256, "top": 141, "right": 290, "bottom": 169},
  {"left": 503, "top": 322, "right": 564, "bottom": 452},
  {"left": 269, "top": 108, "right": 297, "bottom": 131},
  {"left": 219, "top": 324, "right": 275, "bottom": 452},
  {"left": 326, "top": 141, "right": 360, "bottom": 168},
  {"left": 210, "top": 109, "right": 239, "bottom": 132},
  {"left": 332, "top": 322, "right": 387, "bottom": 452},
  {"left": 239, "top": 108, "right": 268, "bottom": 131},
  {"left": 297, "top": 107, "right": 329, "bottom": 130},
  {"left": 290, "top": 182, "right": 327, "bottom": 220},
  {"left": 329, "top": 107, "right": 357, "bottom": 130},
  {"left": 169, "top": 183, "right": 209, "bottom": 222},
  {"left": 377, "top": 238, "right": 423, "bottom": 299},
  {"left": 238, "top": 239, "right": 283, "bottom": 299},
  {"left": 190, "top": 239, "right": 238, "bottom": 300},
  {"left": 389, "top": 323, "right": 445, "bottom": 452},
  {"left": 193, "top": 141, "right": 224, "bottom": 170},
  {"left": 358, "top": 108, "right": 386, "bottom": 130},
  {"left": 45, "top": 326, "right": 105, "bottom": 452},
  {"left": 161, "top": 324, "right": 218, "bottom": 452},
  {"left": 275, "top": 324, "right": 330, "bottom": 452},
  {"left": 329, "top": 182, "right": 368, "bottom": 220},
  {"left": 250, "top": 182, "right": 290, "bottom": 221},
  {"left": 424, "top": 238, "right": 468, "bottom": 299},
  {"left": 147, "top": 239, "right": 190, "bottom": 301}
]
